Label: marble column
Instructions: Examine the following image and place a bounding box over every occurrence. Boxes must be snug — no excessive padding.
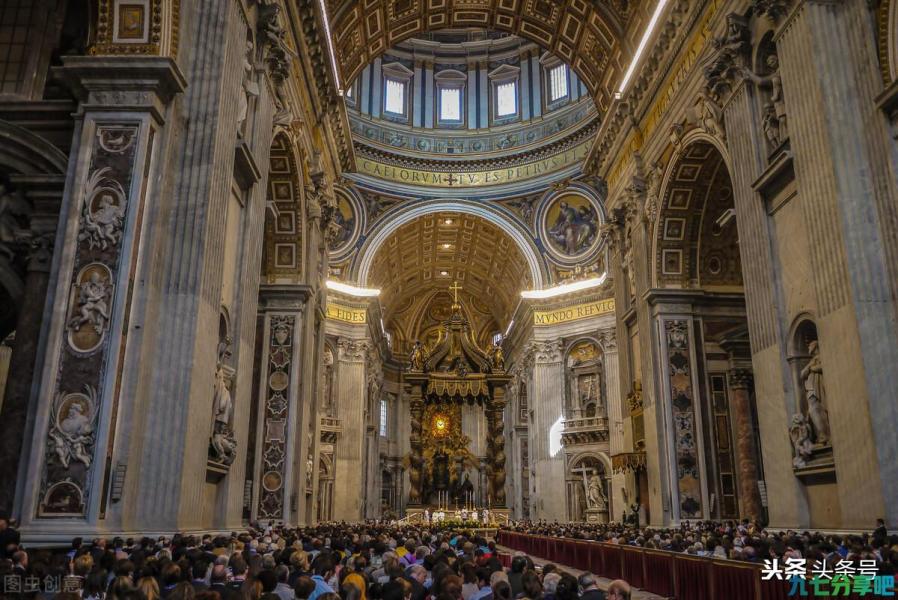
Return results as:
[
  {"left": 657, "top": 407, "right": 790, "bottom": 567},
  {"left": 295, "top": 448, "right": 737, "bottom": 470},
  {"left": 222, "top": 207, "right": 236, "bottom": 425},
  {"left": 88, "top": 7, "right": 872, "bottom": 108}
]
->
[
  {"left": 487, "top": 386, "right": 508, "bottom": 507},
  {"left": 16, "top": 57, "right": 185, "bottom": 534},
  {"left": 332, "top": 337, "right": 369, "bottom": 521},
  {"left": 728, "top": 369, "right": 763, "bottom": 521},
  {"left": 408, "top": 388, "right": 424, "bottom": 505},
  {"left": 528, "top": 339, "right": 566, "bottom": 520}
]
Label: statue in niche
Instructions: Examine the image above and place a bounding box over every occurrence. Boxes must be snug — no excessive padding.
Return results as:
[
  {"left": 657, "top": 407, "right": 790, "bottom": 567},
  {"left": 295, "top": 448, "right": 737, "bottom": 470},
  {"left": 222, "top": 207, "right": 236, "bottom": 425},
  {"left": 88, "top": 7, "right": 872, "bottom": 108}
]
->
[
  {"left": 210, "top": 361, "right": 237, "bottom": 465},
  {"left": 800, "top": 340, "right": 830, "bottom": 445},
  {"left": 236, "top": 40, "right": 260, "bottom": 132},
  {"left": 585, "top": 471, "right": 606, "bottom": 510},
  {"left": 68, "top": 272, "right": 112, "bottom": 336},
  {"left": 409, "top": 340, "right": 427, "bottom": 371},
  {"left": 741, "top": 52, "right": 787, "bottom": 146},
  {"left": 789, "top": 413, "right": 813, "bottom": 468}
]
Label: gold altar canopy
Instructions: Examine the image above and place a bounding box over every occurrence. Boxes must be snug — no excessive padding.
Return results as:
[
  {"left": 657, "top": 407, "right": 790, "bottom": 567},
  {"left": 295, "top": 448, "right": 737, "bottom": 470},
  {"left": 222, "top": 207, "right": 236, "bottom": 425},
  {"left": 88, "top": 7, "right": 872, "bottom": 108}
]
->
[{"left": 405, "top": 283, "right": 510, "bottom": 506}]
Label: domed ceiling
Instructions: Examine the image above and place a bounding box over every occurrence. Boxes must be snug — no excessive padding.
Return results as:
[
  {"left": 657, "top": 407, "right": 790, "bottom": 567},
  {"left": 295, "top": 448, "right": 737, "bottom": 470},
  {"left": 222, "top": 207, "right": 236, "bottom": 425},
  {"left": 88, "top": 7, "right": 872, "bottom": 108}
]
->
[
  {"left": 344, "top": 31, "right": 598, "bottom": 196},
  {"left": 367, "top": 211, "right": 532, "bottom": 355}
]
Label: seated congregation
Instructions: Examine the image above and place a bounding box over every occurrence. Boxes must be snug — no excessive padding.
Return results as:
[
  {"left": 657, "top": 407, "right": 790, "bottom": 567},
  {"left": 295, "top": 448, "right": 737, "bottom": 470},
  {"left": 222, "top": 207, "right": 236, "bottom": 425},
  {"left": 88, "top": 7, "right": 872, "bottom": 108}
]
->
[{"left": 0, "top": 518, "right": 896, "bottom": 600}]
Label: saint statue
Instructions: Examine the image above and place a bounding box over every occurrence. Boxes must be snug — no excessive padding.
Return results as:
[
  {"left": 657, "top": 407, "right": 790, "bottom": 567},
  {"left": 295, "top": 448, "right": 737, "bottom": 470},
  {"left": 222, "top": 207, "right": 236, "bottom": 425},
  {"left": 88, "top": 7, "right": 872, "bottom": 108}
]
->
[
  {"left": 236, "top": 41, "right": 260, "bottom": 131},
  {"left": 586, "top": 471, "right": 606, "bottom": 510},
  {"left": 210, "top": 364, "right": 237, "bottom": 465},
  {"left": 800, "top": 340, "right": 830, "bottom": 445},
  {"left": 489, "top": 343, "right": 505, "bottom": 371}
]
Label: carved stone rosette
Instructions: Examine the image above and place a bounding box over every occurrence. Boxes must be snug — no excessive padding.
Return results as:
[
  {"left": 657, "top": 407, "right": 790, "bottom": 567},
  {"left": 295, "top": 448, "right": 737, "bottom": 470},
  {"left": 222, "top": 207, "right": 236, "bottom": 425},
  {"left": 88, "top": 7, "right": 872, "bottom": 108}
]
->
[
  {"left": 257, "top": 314, "right": 296, "bottom": 519},
  {"left": 39, "top": 124, "right": 141, "bottom": 518}
]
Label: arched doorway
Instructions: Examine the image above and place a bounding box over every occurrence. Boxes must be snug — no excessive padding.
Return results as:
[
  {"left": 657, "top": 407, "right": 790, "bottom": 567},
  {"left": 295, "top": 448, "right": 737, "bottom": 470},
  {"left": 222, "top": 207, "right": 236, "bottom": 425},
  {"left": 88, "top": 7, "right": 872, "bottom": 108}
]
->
[{"left": 651, "top": 139, "right": 764, "bottom": 522}]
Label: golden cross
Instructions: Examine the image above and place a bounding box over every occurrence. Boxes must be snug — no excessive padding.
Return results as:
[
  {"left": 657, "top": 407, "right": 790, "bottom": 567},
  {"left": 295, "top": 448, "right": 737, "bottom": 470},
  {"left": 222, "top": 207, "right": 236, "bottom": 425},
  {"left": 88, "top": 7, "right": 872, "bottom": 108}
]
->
[{"left": 449, "top": 281, "right": 462, "bottom": 303}]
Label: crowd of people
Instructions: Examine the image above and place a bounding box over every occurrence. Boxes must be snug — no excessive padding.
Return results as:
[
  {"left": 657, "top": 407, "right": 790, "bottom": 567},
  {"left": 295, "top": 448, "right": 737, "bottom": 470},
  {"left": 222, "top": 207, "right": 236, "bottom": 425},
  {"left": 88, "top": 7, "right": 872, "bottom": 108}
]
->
[
  {"left": 500, "top": 518, "right": 898, "bottom": 572},
  {"left": 1, "top": 512, "right": 896, "bottom": 600},
  {"left": 0, "top": 516, "right": 629, "bottom": 600}
]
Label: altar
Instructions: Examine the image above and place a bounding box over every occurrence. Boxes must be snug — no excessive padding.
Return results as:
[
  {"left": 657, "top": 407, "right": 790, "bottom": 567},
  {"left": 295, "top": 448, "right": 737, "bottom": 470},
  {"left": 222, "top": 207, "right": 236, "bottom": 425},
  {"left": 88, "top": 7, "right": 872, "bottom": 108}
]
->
[{"left": 404, "top": 283, "right": 510, "bottom": 509}]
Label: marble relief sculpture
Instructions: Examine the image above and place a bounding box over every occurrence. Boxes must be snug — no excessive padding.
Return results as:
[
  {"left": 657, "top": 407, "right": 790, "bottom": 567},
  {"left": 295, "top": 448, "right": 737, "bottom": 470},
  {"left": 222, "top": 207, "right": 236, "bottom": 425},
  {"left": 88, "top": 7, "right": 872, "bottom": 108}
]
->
[
  {"left": 48, "top": 387, "right": 98, "bottom": 470},
  {"left": 789, "top": 413, "right": 814, "bottom": 468},
  {"left": 68, "top": 272, "right": 112, "bottom": 336}
]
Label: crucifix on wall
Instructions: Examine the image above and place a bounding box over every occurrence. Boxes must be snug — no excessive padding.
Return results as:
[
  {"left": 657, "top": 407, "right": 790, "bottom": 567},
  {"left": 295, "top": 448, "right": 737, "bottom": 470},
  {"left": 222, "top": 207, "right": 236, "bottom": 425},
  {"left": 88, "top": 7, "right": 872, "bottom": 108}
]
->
[{"left": 449, "top": 281, "right": 462, "bottom": 304}]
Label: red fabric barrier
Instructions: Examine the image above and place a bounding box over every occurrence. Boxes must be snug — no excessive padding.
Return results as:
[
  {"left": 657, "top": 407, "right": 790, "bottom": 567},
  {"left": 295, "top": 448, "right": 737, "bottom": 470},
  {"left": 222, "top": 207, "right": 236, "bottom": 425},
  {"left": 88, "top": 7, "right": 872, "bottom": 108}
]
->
[
  {"left": 620, "top": 546, "right": 645, "bottom": 589},
  {"left": 588, "top": 543, "right": 604, "bottom": 575},
  {"left": 673, "top": 555, "right": 712, "bottom": 600},
  {"left": 712, "top": 560, "right": 759, "bottom": 600},
  {"left": 643, "top": 551, "right": 675, "bottom": 598},
  {"left": 600, "top": 544, "right": 622, "bottom": 580}
]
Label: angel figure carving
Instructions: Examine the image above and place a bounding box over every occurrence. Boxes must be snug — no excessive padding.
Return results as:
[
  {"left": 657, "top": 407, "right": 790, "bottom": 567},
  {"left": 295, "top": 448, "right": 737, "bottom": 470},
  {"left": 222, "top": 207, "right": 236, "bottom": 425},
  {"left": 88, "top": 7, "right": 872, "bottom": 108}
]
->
[
  {"left": 409, "top": 341, "right": 427, "bottom": 371},
  {"left": 68, "top": 272, "right": 111, "bottom": 335},
  {"left": 80, "top": 192, "right": 125, "bottom": 250},
  {"left": 49, "top": 389, "right": 98, "bottom": 469}
]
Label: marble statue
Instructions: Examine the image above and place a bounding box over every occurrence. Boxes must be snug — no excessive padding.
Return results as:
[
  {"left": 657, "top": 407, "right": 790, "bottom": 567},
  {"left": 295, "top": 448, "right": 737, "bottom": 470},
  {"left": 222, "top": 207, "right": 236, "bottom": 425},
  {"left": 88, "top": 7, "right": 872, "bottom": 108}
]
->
[
  {"left": 586, "top": 472, "right": 606, "bottom": 510},
  {"left": 237, "top": 41, "right": 260, "bottom": 131},
  {"left": 409, "top": 340, "right": 426, "bottom": 371},
  {"left": 210, "top": 364, "right": 237, "bottom": 465},
  {"left": 742, "top": 53, "right": 787, "bottom": 145},
  {"left": 68, "top": 272, "right": 111, "bottom": 335},
  {"left": 801, "top": 340, "right": 830, "bottom": 445},
  {"left": 789, "top": 413, "right": 814, "bottom": 468}
]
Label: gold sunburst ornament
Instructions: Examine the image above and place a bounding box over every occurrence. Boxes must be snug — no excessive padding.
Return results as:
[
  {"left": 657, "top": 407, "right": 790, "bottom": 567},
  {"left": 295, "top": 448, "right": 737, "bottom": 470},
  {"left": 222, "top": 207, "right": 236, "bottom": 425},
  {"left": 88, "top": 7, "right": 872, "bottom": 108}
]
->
[{"left": 432, "top": 413, "right": 450, "bottom": 437}]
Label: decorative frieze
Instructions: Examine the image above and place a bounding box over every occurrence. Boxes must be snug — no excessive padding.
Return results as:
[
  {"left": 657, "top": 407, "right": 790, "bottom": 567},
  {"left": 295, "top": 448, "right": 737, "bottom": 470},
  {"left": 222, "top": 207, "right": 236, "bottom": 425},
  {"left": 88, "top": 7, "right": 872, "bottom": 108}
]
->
[{"left": 39, "top": 123, "right": 142, "bottom": 518}]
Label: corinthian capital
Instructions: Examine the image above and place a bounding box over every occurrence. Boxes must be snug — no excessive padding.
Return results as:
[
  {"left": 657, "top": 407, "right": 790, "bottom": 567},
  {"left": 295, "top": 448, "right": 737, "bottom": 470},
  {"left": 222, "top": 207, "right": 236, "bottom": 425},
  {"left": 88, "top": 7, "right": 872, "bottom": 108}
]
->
[
  {"left": 337, "top": 337, "right": 370, "bottom": 362},
  {"left": 600, "top": 329, "right": 617, "bottom": 353},
  {"left": 528, "top": 339, "right": 564, "bottom": 364}
]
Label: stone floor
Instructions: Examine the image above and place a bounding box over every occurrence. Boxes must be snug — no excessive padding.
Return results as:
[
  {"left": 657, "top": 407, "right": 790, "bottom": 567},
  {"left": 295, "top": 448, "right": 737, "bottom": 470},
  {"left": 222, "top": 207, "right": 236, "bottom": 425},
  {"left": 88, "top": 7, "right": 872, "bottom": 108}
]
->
[{"left": 495, "top": 544, "right": 667, "bottom": 600}]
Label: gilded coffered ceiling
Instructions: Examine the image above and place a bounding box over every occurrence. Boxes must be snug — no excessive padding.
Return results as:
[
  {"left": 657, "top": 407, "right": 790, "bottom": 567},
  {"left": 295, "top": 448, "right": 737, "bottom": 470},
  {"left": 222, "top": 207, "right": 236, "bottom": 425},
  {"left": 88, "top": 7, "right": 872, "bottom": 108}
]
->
[
  {"left": 327, "top": 0, "right": 638, "bottom": 114},
  {"left": 367, "top": 211, "right": 532, "bottom": 352}
]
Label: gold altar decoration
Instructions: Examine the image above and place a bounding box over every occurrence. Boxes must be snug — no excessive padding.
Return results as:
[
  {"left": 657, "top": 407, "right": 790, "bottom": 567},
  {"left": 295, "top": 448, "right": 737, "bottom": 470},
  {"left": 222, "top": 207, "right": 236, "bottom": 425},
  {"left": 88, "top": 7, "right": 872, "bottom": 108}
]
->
[
  {"left": 405, "top": 282, "right": 511, "bottom": 506},
  {"left": 425, "top": 373, "right": 490, "bottom": 402}
]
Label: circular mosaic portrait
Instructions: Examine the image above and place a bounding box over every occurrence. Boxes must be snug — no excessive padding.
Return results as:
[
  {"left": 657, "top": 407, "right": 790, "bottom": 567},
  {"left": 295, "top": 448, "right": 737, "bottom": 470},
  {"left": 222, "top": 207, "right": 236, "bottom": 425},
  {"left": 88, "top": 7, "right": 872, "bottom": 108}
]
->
[
  {"left": 326, "top": 188, "right": 362, "bottom": 258},
  {"left": 538, "top": 189, "right": 604, "bottom": 263}
]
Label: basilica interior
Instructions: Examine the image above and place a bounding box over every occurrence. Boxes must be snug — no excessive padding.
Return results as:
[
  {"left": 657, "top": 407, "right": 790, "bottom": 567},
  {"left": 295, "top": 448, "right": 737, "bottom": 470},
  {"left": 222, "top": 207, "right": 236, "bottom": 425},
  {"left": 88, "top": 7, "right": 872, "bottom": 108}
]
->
[{"left": 1, "top": 0, "right": 897, "bottom": 544}]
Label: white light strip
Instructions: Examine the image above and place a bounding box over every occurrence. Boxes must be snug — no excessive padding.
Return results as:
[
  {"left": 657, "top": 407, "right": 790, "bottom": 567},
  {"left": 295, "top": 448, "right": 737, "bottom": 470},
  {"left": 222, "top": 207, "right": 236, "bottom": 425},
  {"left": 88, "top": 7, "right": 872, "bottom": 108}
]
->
[
  {"left": 520, "top": 273, "right": 607, "bottom": 299},
  {"left": 617, "top": 0, "right": 670, "bottom": 95},
  {"left": 317, "top": 0, "right": 343, "bottom": 95},
  {"left": 326, "top": 280, "right": 380, "bottom": 297},
  {"left": 504, "top": 319, "right": 515, "bottom": 337}
]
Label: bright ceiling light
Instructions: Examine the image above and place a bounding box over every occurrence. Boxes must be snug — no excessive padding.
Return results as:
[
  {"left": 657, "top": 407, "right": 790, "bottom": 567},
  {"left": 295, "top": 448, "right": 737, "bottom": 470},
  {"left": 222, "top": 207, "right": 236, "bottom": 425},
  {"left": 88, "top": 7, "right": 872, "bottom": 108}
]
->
[
  {"left": 326, "top": 280, "right": 380, "bottom": 297},
  {"left": 441, "top": 243, "right": 452, "bottom": 249},
  {"left": 444, "top": 219, "right": 453, "bottom": 225},
  {"left": 439, "top": 270, "right": 449, "bottom": 276},
  {"left": 520, "top": 273, "right": 607, "bottom": 299},
  {"left": 617, "top": 0, "right": 671, "bottom": 96},
  {"left": 317, "top": 0, "right": 343, "bottom": 95}
]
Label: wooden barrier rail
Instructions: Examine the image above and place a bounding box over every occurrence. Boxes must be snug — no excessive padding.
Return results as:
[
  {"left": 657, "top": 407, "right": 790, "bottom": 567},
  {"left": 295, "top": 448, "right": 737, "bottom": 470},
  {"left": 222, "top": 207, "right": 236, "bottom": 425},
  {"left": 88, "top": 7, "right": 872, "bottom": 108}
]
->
[{"left": 497, "top": 531, "right": 796, "bottom": 600}]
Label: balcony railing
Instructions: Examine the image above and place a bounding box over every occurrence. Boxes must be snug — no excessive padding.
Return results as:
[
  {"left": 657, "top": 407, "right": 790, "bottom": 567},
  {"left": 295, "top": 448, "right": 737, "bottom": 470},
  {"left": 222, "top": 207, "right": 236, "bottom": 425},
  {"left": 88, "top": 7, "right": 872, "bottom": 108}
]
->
[{"left": 560, "top": 415, "right": 609, "bottom": 445}]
